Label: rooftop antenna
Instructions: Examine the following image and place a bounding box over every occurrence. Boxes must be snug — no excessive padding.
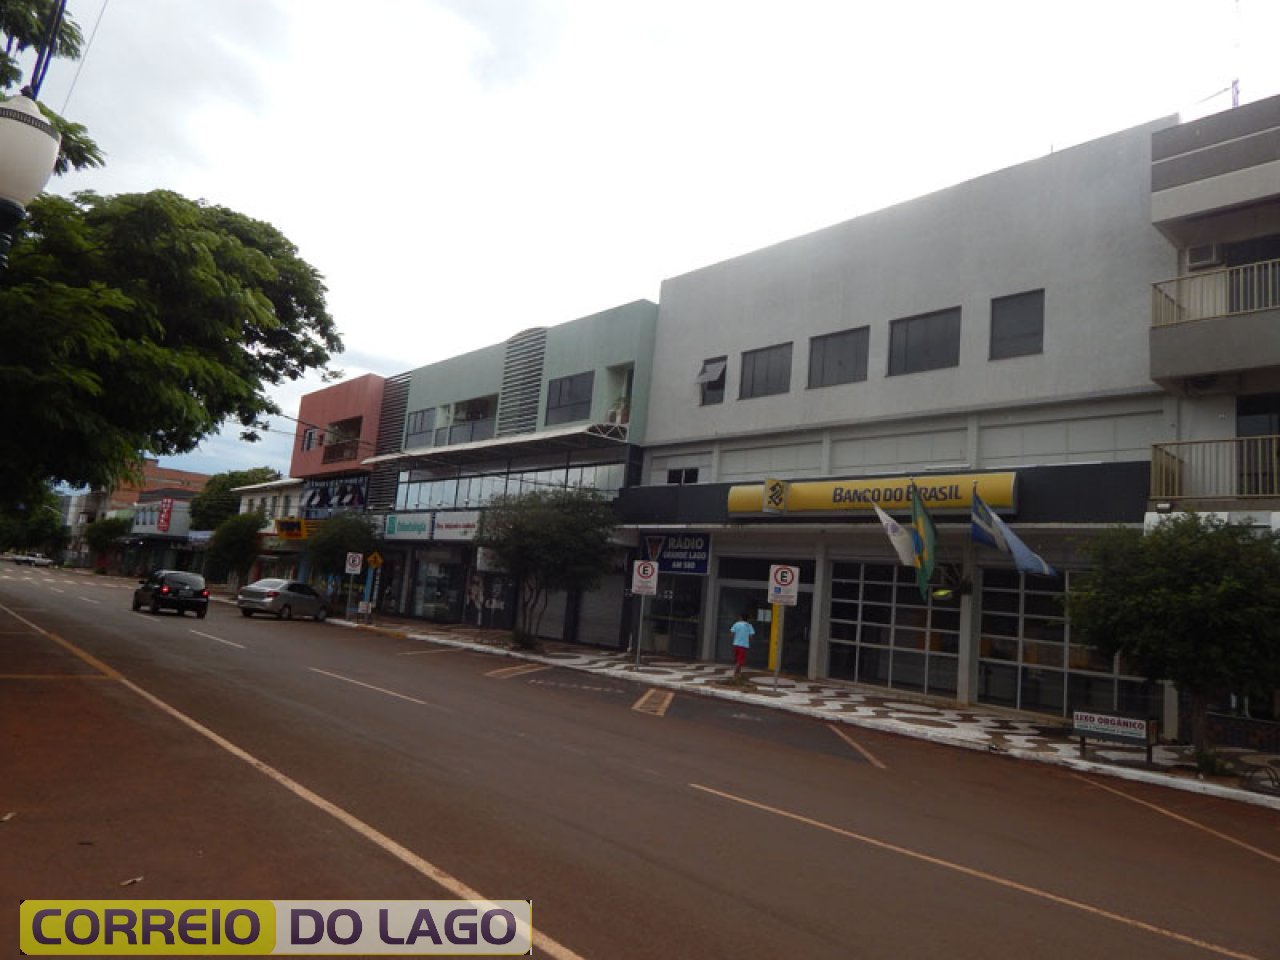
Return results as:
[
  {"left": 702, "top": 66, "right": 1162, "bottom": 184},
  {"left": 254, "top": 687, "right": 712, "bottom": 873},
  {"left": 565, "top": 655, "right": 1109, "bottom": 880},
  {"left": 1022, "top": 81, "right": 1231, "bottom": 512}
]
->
[{"left": 1231, "top": 0, "right": 1240, "bottom": 107}]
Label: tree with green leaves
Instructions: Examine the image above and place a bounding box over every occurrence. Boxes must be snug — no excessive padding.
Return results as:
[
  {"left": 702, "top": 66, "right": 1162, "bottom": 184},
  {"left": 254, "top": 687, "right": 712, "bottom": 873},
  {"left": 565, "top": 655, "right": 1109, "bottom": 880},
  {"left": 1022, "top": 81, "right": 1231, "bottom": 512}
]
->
[
  {"left": 477, "top": 488, "right": 619, "bottom": 646},
  {"left": 83, "top": 514, "right": 131, "bottom": 571},
  {"left": 306, "top": 512, "right": 379, "bottom": 577},
  {"left": 0, "top": 489, "right": 65, "bottom": 553},
  {"left": 208, "top": 511, "right": 267, "bottom": 587},
  {"left": 190, "top": 468, "right": 282, "bottom": 531},
  {"left": 1067, "top": 512, "right": 1280, "bottom": 751},
  {"left": 0, "top": 189, "right": 341, "bottom": 511},
  {"left": 2, "top": 5, "right": 337, "bottom": 512}
]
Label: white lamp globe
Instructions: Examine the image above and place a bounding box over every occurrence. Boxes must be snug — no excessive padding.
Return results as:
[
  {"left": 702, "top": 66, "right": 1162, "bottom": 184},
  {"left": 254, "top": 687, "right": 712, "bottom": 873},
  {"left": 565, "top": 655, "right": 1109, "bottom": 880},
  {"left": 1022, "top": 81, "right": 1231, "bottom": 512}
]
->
[{"left": 0, "top": 94, "right": 61, "bottom": 209}]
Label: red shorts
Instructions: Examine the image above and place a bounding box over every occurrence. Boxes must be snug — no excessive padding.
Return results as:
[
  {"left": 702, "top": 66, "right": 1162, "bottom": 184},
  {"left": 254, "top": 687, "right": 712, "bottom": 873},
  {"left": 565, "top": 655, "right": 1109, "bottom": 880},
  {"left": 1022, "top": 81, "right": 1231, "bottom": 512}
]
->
[{"left": 733, "top": 646, "right": 747, "bottom": 667}]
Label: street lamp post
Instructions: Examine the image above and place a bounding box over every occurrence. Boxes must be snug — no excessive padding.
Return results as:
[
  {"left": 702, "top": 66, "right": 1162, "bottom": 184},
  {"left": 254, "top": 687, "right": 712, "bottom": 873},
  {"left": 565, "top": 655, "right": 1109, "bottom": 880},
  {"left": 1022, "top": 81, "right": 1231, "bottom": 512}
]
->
[{"left": 0, "top": 93, "right": 61, "bottom": 270}]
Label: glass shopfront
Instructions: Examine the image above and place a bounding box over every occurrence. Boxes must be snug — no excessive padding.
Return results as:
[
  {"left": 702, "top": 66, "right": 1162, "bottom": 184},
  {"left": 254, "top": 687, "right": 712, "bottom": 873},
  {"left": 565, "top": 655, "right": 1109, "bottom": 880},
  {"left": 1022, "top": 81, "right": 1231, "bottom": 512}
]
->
[
  {"left": 977, "top": 568, "right": 1160, "bottom": 718},
  {"left": 715, "top": 557, "right": 813, "bottom": 674},
  {"left": 826, "top": 562, "right": 959, "bottom": 697}
]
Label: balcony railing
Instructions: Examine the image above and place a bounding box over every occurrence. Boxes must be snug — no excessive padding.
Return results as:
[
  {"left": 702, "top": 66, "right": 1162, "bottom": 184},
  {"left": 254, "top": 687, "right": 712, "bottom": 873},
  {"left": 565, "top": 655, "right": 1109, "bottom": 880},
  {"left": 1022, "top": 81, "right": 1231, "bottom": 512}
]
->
[
  {"left": 1150, "top": 435, "right": 1280, "bottom": 500},
  {"left": 322, "top": 439, "right": 360, "bottom": 464},
  {"left": 1152, "top": 257, "right": 1280, "bottom": 327}
]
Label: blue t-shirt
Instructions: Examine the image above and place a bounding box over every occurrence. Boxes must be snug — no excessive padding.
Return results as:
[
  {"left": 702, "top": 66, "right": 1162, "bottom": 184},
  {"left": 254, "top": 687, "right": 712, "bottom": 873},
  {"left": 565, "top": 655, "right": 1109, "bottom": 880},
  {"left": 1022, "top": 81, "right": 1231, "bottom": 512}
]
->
[{"left": 730, "top": 619, "right": 755, "bottom": 647}]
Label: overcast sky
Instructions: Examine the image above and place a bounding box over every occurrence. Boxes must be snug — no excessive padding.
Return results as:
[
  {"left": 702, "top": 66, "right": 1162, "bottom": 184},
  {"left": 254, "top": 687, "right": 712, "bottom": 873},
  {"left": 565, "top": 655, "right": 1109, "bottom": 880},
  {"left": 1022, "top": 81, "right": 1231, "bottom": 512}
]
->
[{"left": 30, "top": 0, "right": 1280, "bottom": 478}]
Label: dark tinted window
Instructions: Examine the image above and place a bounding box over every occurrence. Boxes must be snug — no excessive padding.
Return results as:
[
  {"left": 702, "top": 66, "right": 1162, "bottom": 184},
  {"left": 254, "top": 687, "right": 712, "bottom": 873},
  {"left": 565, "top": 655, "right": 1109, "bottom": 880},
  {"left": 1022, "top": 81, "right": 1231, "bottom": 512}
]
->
[
  {"left": 546, "top": 371, "right": 595, "bottom": 425},
  {"left": 809, "top": 327, "right": 869, "bottom": 388},
  {"left": 888, "top": 307, "right": 961, "bottom": 375},
  {"left": 990, "top": 290, "right": 1045, "bottom": 360},
  {"left": 740, "top": 343, "right": 792, "bottom": 399},
  {"left": 166, "top": 572, "right": 205, "bottom": 588}
]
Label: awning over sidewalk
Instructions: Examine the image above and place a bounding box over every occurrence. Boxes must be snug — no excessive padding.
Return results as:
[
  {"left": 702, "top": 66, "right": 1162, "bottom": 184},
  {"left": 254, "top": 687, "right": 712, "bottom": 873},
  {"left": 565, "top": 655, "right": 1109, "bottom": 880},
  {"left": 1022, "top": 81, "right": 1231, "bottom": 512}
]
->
[{"left": 361, "top": 421, "right": 630, "bottom": 469}]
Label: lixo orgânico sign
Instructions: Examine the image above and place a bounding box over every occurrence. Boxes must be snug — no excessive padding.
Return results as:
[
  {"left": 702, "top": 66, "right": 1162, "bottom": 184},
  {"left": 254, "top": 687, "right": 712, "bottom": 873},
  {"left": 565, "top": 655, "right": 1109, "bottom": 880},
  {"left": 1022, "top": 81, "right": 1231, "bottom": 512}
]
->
[{"left": 1071, "top": 710, "right": 1157, "bottom": 763}]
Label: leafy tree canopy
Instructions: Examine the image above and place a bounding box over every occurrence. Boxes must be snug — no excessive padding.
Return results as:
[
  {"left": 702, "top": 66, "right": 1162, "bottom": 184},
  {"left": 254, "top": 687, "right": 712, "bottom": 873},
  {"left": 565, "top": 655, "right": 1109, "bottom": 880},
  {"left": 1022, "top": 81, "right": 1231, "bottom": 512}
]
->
[
  {"left": 0, "top": 189, "right": 341, "bottom": 510},
  {"left": 0, "top": 487, "right": 65, "bottom": 551},
  {"left": 2, "top": 1, "right": 104, "bottom": 174},
  {"left": 1067, "top": 512, "right": 1280, "bottom": 749},
  {"left": 208, "top": 510, "right": 267, "bottom": 585},
  {"left": 83, "top": 514, "right": 131, "bottom": 556},
  {"left": 190, "top": 468, "right": 282, "bottom": 531},
  {"left": 306, "top": 512, "right": 379, "bottom": 577},
  {"left": 477, "top": 488, "right": 619, "bottom": 643}
]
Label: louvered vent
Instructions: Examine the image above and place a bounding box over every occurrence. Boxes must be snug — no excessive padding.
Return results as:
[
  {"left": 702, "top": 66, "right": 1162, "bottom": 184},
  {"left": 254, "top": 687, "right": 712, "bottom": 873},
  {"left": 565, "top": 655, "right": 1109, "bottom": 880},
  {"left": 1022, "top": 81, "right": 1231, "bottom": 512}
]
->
[
  {"left": 496, "top": 327, "right": 547, "bottom": 437},
  {"left": 367, "top": 371, "right": 411, "bottom": 511}
]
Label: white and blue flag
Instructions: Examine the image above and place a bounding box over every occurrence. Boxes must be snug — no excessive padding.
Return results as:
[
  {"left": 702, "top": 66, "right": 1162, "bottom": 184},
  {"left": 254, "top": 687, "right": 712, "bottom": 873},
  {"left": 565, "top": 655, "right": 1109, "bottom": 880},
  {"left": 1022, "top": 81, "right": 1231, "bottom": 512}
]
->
[{"left": 971, "top": 488, "right": 1057, "bottom": 577}]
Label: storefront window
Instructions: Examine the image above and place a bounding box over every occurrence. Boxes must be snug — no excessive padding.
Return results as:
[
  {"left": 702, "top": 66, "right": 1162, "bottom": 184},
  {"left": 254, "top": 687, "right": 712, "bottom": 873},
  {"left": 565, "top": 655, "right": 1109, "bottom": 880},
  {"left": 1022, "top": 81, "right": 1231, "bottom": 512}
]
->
[
  {"left": 827, "top": 561, "right": 958, "bottom": 695},
  {"left": 976, "top": 568, "right": 1156, "bottom": 718}
]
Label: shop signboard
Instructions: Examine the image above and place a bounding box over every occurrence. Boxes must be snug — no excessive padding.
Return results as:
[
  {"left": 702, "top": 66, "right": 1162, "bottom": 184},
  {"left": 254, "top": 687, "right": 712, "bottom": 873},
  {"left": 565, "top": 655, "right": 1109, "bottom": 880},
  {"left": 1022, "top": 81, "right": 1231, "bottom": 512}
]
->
[
  {"left": 384, "top": 512, "right": 433, "bottom": 541},
  {"left": 642, "top": 533, "right": 710, "bottom": 575},
  {"left": 433, "top": 510, "right": 480, "bottom": 541}
]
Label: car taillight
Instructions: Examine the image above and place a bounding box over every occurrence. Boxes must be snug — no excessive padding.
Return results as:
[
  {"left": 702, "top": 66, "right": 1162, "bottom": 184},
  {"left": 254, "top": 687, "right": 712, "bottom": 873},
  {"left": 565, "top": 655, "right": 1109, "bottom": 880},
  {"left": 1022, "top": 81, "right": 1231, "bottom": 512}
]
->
[
  {"left": 265, "top": 591, "right": 278, "bottom": 599},
  {"left": 200, "top": 589, "right": 209, "bottom": 599},
  {"left": 160, "top": 585, "right": 170, "bottom": 595}
]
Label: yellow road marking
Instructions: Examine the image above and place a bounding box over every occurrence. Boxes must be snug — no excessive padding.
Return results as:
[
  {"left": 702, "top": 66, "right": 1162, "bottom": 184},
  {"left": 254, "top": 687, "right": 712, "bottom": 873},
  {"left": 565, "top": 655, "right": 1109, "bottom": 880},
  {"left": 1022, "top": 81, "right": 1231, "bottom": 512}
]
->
[
  {"left": 1069, "top": 772, "right": 1280, "bottom": 865},
  {"left": 486, "top": 663, "right": 552, "bottom": 680},
  {"left": 7, "top": 621, "right": 585, "bottom": 960},
  {"left": 690, "top": 783, "right": 1262, "bottom": 960},
  {"left": 632, "top": 688, "right": 674, "bottom": 716},
  {"left": 828, "top": 724, "right": 887, "bottom": 769},
  {"left": 0, "top": 673, "right": 111, "bottom": 680}
]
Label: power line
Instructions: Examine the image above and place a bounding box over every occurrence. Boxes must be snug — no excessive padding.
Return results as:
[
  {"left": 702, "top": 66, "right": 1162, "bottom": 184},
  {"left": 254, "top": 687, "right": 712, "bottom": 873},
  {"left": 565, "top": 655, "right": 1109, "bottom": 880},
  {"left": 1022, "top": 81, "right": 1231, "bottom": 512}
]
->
[{"left": 60, "top": 0, "right": 109, "bottom": 114}]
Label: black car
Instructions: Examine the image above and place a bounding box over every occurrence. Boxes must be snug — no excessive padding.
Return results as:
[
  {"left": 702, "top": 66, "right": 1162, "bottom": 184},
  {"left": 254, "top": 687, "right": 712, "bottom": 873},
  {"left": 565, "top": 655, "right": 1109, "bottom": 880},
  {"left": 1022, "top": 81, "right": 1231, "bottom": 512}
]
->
[{"left": 132, "top": 570, "right": 210, "bottom": 618}]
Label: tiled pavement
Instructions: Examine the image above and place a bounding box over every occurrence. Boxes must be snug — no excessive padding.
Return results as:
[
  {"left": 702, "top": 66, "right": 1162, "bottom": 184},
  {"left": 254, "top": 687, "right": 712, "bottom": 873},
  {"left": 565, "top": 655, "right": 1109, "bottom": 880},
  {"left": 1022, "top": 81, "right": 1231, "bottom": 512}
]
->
[{"left": 338, "top": 615, "right": 1280, "bottom": 812}]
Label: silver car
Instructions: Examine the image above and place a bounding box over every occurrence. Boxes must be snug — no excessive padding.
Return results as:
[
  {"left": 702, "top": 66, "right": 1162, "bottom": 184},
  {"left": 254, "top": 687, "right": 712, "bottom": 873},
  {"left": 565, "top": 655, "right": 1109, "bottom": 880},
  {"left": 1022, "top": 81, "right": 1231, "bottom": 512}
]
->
[{"left": 236, "top": 578, "right": 328, "bottom": 621}]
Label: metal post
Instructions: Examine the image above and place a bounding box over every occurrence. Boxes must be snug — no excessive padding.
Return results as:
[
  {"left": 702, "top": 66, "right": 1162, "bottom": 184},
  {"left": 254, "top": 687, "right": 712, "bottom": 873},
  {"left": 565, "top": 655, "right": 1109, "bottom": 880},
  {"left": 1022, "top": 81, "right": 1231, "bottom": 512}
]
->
[
  {"left": 771, "top": 604, "right": 785, "bottom": 691},
  {"left": 635, "top": 593, "right": 647, "bottom": 666}
]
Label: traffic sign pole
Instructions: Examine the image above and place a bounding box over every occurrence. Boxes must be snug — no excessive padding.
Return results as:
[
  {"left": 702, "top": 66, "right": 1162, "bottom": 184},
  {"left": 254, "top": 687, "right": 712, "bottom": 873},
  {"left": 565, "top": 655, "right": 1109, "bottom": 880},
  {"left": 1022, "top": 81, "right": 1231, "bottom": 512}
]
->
[{"left": 630, "top": 559, "right": 658, "bottom": 666}]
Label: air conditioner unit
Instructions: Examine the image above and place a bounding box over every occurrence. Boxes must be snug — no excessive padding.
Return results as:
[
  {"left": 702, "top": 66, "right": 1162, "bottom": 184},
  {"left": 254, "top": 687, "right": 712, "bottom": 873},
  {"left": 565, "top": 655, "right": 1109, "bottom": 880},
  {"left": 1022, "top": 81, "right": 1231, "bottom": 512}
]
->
[{"left": 1187, "top": 243, "right": 1223, "bottom": 271}]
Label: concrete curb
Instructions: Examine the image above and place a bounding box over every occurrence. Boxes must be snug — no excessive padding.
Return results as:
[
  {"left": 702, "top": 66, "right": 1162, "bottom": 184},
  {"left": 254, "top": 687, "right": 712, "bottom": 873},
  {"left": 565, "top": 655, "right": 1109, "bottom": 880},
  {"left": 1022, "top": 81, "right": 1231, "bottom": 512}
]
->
[{"left": 336, "top": 620, "right": 1280, "bottom": 812}]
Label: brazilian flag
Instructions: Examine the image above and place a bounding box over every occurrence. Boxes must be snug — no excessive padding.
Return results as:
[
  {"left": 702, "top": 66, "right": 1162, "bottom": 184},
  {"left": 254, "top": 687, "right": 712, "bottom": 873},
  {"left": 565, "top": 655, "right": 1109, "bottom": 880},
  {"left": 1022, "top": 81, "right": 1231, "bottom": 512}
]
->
[{"left": 909, "top": 483, "right": 937, "bottom": 600}]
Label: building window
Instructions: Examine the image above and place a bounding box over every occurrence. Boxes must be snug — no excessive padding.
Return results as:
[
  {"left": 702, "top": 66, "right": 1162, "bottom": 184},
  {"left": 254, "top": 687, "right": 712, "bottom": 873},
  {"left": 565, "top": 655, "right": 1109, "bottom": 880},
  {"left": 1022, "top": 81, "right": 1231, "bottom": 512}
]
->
[
  {"left": 696, "top": 356, "right": 727, "bottom": 405},
  {"left": 666, "top": 468, "right": 699, "bottom": 485},
  {"left": 990, "top": 289, "right": 1045, "bottom": 360},
  {"left": 740, "top": 342, "right": 792, "bottom": 399},
  {"left": 809, "top": 327, "right": 869, "bottom": 389},
  {"left": 301, "top": 428, "right": 317, "bottom": 451},
  {"left": 888, "top": 307, "right": 961, "bottom": 376},
  {"left": 322, "top": 417, "right": 362, "bottom": 464},
  {"left": 405, "top": 408, "right": 436, "bottom": 448},
  {"left": 546, "top": 371, "right": 595, "bottom": 426}
]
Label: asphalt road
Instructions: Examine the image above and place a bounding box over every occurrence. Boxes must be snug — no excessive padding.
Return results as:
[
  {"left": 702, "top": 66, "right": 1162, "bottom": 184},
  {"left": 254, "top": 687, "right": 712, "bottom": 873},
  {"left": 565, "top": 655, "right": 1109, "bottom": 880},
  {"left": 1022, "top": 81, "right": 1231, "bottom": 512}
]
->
[{"left": 2, "top": 569, "right": 1278, "bottom": 959}]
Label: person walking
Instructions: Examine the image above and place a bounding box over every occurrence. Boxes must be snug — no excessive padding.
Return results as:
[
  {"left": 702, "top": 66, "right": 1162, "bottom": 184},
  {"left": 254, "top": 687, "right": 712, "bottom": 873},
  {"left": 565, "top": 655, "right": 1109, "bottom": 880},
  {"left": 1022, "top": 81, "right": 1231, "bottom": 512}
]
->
[{"left": 730, "top": 611, "right": 755, "bottom": 677}]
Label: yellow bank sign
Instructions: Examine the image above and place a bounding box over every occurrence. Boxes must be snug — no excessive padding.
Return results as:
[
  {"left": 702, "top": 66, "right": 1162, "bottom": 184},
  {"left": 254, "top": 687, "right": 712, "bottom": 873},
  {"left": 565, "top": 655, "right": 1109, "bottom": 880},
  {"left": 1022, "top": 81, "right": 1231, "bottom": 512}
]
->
[{"left": 728, "top": 472, "right": 1016, "bottom": 515}]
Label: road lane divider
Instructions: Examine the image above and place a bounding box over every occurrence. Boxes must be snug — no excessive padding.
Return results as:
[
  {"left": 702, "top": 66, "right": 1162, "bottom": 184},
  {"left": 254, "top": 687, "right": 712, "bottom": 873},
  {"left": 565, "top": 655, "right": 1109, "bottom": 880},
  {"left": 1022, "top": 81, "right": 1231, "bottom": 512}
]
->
[
  {"left": 689, "top": 782, "right": 1260, "bottom": 960},
  {"left": 308, "top": 667, "right": 452, "bottom": 713},
  {"left": 827, "top": 724, "right": 887, "bottom": 769},
  {"left": 190, "top": 630, "right": 246, "bottom": 650},
  {"left": 485, "top": 663, "right": 552, "bottom": 680},
  {"left": 631, "top": 688, "right": 674, "bottom": 717}
]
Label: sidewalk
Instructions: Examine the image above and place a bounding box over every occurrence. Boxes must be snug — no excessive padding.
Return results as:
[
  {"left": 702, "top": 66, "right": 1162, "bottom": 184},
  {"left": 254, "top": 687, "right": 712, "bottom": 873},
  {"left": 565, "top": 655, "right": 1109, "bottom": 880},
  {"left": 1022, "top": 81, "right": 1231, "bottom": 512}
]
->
[{"left": 339, "top": 613, "right": 1280, "bottom": 812}]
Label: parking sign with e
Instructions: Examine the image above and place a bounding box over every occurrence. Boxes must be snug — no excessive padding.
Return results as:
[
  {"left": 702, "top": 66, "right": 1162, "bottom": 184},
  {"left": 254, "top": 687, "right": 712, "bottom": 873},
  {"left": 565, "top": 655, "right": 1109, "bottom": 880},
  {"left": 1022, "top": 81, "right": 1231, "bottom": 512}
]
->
[
  {"left": 632, "top": 560, "right": 658, "bottom": 596},
  {"left": 769, "top": 564, "right": 799, "bottom": 606},
  {"left": 345, "top": 552, "right": 363, "bottom": 575}
]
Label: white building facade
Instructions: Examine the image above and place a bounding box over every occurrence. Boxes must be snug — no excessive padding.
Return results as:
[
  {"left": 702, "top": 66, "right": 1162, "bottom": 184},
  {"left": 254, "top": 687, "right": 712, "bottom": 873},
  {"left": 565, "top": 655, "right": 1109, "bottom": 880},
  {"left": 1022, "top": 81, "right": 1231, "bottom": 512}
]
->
[{"left": 616, "top": 95, "right": 1280, "bottom": 728}]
